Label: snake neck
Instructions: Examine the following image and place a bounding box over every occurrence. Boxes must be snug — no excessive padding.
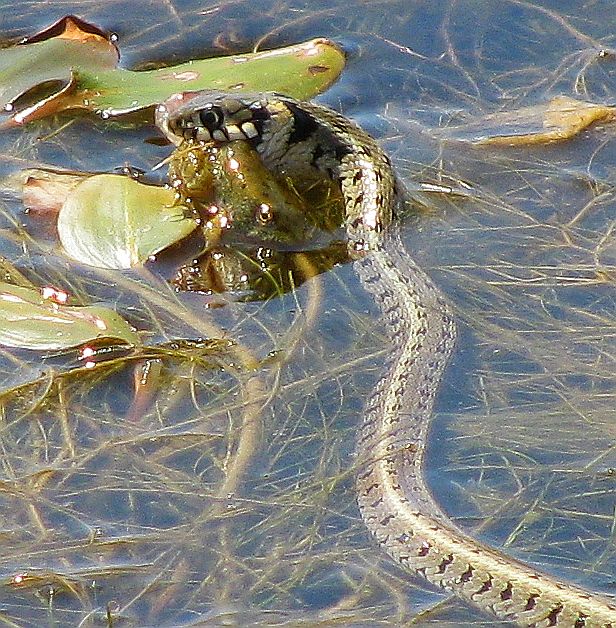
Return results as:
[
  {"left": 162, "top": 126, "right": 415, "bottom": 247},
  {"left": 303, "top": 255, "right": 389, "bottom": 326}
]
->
[
  {"left": 230, "top": 95, "right": 400, "bottom": 255},
  {"left": 355, "top": 226, "right": 456, "bottom": 522}
]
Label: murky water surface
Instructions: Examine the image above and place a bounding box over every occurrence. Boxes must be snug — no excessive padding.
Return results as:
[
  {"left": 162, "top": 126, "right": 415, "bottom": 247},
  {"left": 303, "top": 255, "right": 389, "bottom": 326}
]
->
[{"left": 0, "top": 1, "right": 614, "bottom": 625}]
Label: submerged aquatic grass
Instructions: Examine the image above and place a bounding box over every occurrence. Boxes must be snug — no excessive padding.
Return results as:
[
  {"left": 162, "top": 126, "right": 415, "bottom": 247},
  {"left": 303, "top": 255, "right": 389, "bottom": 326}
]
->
[{"left": 0, "top": 1, "right": 613, "bottom": 626}]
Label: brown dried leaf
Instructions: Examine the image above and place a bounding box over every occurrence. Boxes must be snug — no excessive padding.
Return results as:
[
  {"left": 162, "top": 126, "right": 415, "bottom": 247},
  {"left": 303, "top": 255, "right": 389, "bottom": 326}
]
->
[{"left": 444, "top": 96, "right": 616, "bottom": 146}]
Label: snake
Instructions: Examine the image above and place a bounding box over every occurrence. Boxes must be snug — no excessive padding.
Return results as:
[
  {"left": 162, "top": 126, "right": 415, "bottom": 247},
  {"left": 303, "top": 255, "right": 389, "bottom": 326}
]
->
[{"left": 155, "top": 90, "right": 616, "bottom": 626}]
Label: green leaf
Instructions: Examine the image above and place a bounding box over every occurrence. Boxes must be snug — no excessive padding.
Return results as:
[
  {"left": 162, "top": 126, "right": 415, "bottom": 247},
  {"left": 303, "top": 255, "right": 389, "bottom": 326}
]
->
[
  {"left": 0, "top": 16, "right": 118, "bottom": 123},
  {"left": 0, "top": 282, "right": 139, "bottom": 350},
  {"left": 57, "top": 174, "right": 198, "bottom": 269},
  {"left": 78, "top": 38, "right": 346, "bottom": 116},
  {"left": 0, "top": 14, "right": 345, "bottom": 126}
]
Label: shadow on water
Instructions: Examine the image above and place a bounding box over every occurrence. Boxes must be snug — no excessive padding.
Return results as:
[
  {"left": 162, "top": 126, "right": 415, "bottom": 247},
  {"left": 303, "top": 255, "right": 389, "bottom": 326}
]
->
[{"left": 0, "top": 0, "right": 614, "bottom": 625}]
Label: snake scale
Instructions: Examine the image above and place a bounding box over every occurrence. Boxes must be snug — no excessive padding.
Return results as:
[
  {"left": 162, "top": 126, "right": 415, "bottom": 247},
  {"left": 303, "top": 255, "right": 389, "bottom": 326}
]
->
[{"left": 156, "top": 90, "right": 616, "bottom": 626}]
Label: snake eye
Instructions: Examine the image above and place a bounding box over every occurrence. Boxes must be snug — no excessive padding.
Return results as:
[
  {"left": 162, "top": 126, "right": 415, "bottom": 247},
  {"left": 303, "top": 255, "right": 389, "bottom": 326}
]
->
[
  {"left": 199, "top": 106, "right": 224, "bottom": 133},
  {"left": 255, "top": 203, "right": 273, "bottom": 225}
]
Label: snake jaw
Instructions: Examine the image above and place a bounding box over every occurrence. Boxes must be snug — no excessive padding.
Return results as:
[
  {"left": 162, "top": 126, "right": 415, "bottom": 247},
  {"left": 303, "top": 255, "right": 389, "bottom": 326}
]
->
[{"left": 155, "top": 91, "right": 203, "bottom": 146}]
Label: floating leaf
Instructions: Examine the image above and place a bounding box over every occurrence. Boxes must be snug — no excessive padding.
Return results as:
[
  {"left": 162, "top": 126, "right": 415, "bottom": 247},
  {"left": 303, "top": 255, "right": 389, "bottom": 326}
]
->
[
  {"left": 0, "top": 16, "right": 118, "bottom": 124},
  {"left": 442, "top": 96, "right": 616, "bottom": 146},
  {"left": 77, "top": 38, "right": 345, "bottom": 117},
  {"left": 57, "top": 174, "right": 198, "bottom": 269},
  {"left": 7, "top": 167, "right": 91, "bottom": 213},
  {"left": 0, "top": 15, "right": 345, "bottom": 126},
  {"left": 0, "top": 282, "right": 139, "bottom": 350}
]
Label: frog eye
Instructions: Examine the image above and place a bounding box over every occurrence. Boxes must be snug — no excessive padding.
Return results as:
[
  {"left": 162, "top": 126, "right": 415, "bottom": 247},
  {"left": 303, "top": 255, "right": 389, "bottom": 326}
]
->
[{"left": 255, "top": 203, "right": 273, "bottom": 225}]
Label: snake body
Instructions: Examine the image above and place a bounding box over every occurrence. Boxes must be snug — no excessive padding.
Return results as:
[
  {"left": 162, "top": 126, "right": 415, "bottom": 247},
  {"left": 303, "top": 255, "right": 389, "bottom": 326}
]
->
[{"left": 156, "top": 90, "right": 616, "bottom": 626}]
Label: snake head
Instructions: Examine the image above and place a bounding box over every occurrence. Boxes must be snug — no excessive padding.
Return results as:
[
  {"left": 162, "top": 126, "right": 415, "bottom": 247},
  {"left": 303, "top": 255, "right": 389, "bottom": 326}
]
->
[{"left": 156, "top": 90, "right": 273, "bottom": 146}]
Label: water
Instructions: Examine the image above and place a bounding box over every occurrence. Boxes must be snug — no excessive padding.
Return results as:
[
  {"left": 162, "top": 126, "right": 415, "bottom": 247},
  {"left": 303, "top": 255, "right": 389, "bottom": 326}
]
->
[{"left": 0, "top": 1, "right": 614, "bottom": 625}]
